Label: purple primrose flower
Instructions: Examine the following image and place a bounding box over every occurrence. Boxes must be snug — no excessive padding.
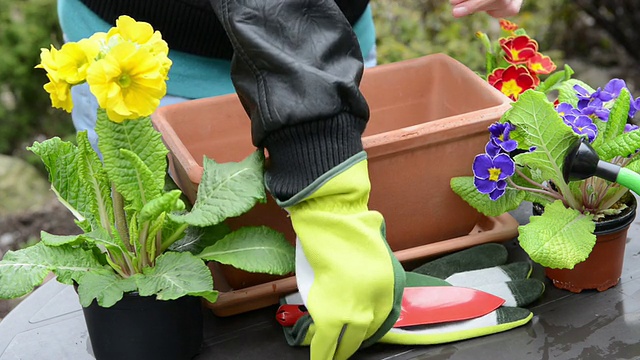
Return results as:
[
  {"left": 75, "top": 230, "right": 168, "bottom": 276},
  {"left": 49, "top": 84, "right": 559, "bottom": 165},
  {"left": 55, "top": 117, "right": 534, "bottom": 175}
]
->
[
  {"left": 556, "top": 102, "right": 580, "bottom": 117},
  {"left": 563, "top": 114, "right": 598, "bottom": 142},
  {"left": 488, "top": 122, "right": 518, "bottom": 153},
  {"left": 473, "top": 153, "right": 515, "bottom": 200},
  {"left": 593, "top": 79, "right": 626, "bottom": 102}
]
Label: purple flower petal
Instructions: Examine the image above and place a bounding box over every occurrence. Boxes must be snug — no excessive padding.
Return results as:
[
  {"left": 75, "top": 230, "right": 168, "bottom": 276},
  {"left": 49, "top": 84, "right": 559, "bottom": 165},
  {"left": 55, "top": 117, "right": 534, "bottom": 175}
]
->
[
  {"left": 493, "top": 153, "right": 516, "bottom": 178},
  {"left": 489, "top": 187, "right": 506, "bottom": 200},
  {"left": 472, "top": 154, "right": 493, "bottom": 179},
  {"left": 474, "top": 177, "right": 497, "bottom": 194},
  {"left": 486, "top": 141, "right": 501, "bottom": 157}
]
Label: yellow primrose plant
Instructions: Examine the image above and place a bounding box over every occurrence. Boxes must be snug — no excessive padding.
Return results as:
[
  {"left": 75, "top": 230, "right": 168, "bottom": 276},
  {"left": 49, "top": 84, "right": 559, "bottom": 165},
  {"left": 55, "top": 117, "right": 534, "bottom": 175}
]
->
[{"left": 0, "top": 16, "right": 294, "bottom": 307}]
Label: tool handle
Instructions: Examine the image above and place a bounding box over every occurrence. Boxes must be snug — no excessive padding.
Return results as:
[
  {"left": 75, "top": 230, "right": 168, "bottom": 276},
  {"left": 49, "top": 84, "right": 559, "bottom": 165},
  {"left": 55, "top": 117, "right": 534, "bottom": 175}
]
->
[{"left": 616, "top": 168, "right": 640, "bottom": 196}]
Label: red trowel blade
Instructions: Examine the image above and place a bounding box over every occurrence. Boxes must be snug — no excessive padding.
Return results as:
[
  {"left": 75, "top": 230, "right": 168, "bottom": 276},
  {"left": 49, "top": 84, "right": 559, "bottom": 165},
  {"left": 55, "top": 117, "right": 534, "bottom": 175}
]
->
[{"left": 394, "top": 286, "right": 505, "bottom": 328}]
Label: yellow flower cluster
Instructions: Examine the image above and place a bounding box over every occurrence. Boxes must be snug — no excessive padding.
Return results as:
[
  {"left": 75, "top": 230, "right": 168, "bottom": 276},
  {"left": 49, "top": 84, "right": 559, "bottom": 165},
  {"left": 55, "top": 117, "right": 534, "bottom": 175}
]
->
[{"left": 37, "top": 16, "right": 172, "bottom": 123}]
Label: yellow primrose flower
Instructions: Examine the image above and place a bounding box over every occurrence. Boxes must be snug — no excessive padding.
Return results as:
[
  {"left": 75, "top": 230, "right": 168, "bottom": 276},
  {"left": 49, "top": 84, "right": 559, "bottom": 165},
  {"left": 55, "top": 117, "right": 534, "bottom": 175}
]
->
[
  {"left": 54, "top": 39, "right": 101, "bottom": 84},
  {"left": 107, "top": 15, "right": 171, "bottom": 78},
  {"left": 43, "top": 73, "right": 73, "bottom": 112},
  {"left": 36, "top": 46, "right": 60, "bottom": 77},
  {"left": 86, "top": 40, "right": 166, "bottom": 123}
]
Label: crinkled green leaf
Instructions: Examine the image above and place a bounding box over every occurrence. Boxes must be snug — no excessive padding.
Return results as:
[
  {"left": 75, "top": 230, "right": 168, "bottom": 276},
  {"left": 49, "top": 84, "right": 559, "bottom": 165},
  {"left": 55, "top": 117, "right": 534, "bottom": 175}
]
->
[
  {"left": 170, "top": 151, "right": 266, "bottom": 226},
  {"left": 77, "top": 272, "right": 137, "bottom": 307},
  {"left": 557, "top": 79, "right": 594, "bottom": 107},
  {"left": 626, "top": 158, "right": 640, "bottom": 174},
  {"left": 40, "top": 232, "right": 82, "bottom": 247},
  {"left": 450, "top": 176, "right": 525, "bottom": 217},
  {"left": 168, "top": 223, "right": 231, "bottom": 255},
  {"left": 96, "top": 114, "right": 167, "bottom": 208},
  {"left": 0, "top": 242, "right": 107, "bottom": 299},
  {"left": 114, "top": 148, "right": 162, "bottom": 211},
  {"left": 136, "top": 252, "right": 216, "bottom": 302},
  {"left": 139, "top": 189, "right": 183, "bottom": 223},
  {"left": 82, "top": 228, "right": 128, "bottom": 255},
  {"left": 197, "top": 226, "right": 294, "bottom": 275},
  {"left": 77, "top": 131, "right": 113, "bottom": 228},
  {"left": 506, "top": 91, "right": 581, "bottom": 209},
  {"left": 28, "top": 137, "right": 93, "bottom": 222},
  {"left": 597, "top": 128, "right": 640, "bottom": 161},
  {"left": 601, "top": 88, "right": 630, "bottom": 145},
  {"left": 507, "top": 91, "right": 580, "bottom": 184},
  {"left": 518, "top": 200, "right": 595, "bottom": 269},
  {"left": 536, "top": 65, "right": 573, "bottom": 94},
  {"left": 146, "top": 212, "right": 165, "bottom": 262}
]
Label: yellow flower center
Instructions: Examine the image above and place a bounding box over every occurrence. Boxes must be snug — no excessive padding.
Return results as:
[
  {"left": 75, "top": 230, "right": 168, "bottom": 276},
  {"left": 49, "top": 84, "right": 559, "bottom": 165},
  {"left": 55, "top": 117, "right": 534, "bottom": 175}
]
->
[
  {"left": 118, "top": 74, "right": 132, "bottom": 88},
  {"left": 501, "top": 80, "right": 523, "bottom": 99},
  {"left": 530, "top": 62, "right": 544, "bottom": 72},
  {"left": 509, "top": 49, "right": 521, "bottom": 60},
  {"left": 488, "top": 168, "right": 502, "bottom": 182}
]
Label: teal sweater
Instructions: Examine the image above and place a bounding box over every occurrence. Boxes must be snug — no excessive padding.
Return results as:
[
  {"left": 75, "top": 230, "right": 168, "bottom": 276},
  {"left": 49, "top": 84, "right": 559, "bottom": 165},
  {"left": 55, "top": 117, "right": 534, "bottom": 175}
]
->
[{"left": 58, "top": 0, "right": 376, "bottom": 99}]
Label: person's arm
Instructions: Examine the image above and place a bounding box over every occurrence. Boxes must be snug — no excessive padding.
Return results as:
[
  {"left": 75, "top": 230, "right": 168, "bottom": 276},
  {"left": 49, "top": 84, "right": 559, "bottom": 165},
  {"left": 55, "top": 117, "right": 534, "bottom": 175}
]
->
[
  {"left": 209, "top": 1, "right": 405, "bottom": 359},
  {"left": 210, "top": 0, "right": 369, "bottom": 200},
  {"left": 450, "top": 0, "right": 523, "bottom": 18}
]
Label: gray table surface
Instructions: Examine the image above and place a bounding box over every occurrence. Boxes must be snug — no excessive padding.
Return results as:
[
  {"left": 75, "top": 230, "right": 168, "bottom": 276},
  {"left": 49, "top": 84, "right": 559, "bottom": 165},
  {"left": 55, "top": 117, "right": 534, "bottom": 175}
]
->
[{"left": 2, "top": 203, "right": 640, "bottom": 360}]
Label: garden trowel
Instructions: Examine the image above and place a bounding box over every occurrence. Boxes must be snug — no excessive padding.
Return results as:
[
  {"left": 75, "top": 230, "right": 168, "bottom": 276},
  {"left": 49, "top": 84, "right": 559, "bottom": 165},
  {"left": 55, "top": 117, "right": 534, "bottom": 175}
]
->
[
  {"left": 563, "top": 139, "right": 640, "bottom": 194},
  {"left": 276, "top": 286, "right": 505, "bottom": 328}
]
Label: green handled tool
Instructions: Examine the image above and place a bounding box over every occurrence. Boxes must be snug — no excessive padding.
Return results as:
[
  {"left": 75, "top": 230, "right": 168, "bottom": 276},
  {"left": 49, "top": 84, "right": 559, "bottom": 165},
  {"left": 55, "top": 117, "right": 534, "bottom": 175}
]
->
[{"left": 563, "top": 139, "right": 640, "bottom": 194}]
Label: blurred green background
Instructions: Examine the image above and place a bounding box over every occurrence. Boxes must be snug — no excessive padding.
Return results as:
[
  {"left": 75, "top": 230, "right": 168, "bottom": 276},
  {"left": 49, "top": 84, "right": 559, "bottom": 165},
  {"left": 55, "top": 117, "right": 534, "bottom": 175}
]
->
[{"left": 2, "top": 0, "right": 639, "bottom": 167}]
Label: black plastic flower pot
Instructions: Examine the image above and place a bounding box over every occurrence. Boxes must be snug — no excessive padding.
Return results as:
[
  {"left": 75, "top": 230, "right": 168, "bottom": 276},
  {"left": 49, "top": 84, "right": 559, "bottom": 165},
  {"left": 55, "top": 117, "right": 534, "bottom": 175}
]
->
[{"left": 82, "top": 293, "right": 203, "bottom": 360}]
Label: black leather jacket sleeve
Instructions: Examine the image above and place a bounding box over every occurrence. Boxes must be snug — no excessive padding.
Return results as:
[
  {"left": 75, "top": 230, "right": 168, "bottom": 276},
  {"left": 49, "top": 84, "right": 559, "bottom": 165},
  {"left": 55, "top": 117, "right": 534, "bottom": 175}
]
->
[{"left": 210, "top": 0, "right": 370, "bottom": 200}]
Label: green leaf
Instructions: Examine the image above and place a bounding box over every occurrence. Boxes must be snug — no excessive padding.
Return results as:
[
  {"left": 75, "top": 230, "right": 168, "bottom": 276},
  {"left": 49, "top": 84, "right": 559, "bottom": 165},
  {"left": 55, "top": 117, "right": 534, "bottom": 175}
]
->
[
  {"left": 146, "top": 212, "right": 166, "bottom": 262},
  {"left": 0, "top": 242, "right": 107, "bottom": 299},
  {"left": 536, "top": 65, "right": 573, "bottom": 94},
  {"left": 602, "top": 89, "right": 631, "bottom": 143},
  {"left": 557, "top": 79, "right": 594, "bottom": 107},
  {"left": 168, "top": 223, "right": 232, "bottom": 255},
  {"left": 506, "top": 91, "right": 580, "bottom": 204},
  {"left": 626, "top": 158, "right": 640, "bottom": 174},
  {"left": 76, "top": 130, "right": 113, "bottom": 228},
  {"left": 450, "top": 176, "right": 525, "bottom": 216},
  {"left": 82, "top": 228, "right": 129, "bottom": 255},
  {"left": 115, "top": 148, "right": 162, "bottom": 211},
  {"left": 197, "top": 226, "right": 294, "bottom": 275},
  {"left": 136, "top": 252, "right": 216, "bottom": 301},
  {"left": 40, "top": 232, "right": 82, "bottom": 247},
  {"left": 96, "top": 114, "right": 168, "bottom": 207},
  {"left": 139, "top": 189, "right": 183, "bottom": 223},
  {"left": 77, "top": 272, "right": 137, "bottom": 307},
  {"left": 518, "top": 200, "right": 595, "bottom": 269},
  {"left": 28, "top": 137, "right": 93, "bottom": 222},
  {"left": 170, "top": 151, "right": 266, "bottom": 226},
  {"left": 597, "top": 129, "right": 640, "bottom": 160}
]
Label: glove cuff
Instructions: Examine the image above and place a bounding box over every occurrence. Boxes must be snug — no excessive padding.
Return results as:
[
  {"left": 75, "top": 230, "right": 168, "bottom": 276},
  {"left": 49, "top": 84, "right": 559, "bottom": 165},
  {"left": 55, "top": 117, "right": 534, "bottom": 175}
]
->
[{"left": 263, "top": 113, "right": 366, "bottom": 202}]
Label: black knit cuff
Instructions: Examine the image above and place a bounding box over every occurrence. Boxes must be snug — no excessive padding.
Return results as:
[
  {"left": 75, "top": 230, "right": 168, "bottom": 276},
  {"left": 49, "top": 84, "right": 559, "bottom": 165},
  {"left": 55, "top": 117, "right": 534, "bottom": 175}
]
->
[{"left": 262, "top": 114, "right": 366, "bottom": 201}]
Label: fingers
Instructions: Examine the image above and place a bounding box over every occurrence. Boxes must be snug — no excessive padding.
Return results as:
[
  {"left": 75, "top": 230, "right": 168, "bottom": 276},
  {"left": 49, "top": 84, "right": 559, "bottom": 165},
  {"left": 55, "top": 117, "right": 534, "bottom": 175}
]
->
[
  {"left": 310, "top": 323, "right": 368, "bottom": 360},
  {"left": 450, "top": 0, "right": 523, "bottom": 18},
  {"left": 334, "top": 324, "right": 369, "bottom": 360}
]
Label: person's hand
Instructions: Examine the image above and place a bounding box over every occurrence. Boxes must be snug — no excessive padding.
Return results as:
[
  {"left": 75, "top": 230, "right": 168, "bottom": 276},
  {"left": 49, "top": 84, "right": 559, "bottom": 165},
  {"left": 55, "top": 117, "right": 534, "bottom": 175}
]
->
[
  {"left": 450, "top": 0, "right": 523, "bottom": 18},
  {"left": 279, "top": 243, "right": 544, "bottom": 347},
  {"left": 277, "top": 152, "right": 405, "bottom": 359}
]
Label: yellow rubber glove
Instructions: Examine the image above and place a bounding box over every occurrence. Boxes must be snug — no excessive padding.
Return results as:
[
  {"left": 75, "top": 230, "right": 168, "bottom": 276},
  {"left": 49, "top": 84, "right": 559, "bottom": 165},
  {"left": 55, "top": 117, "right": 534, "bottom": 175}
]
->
[
  {"left": 280, "top": 244, "right": 544, "bottom": 347},
  {"left": 278, "top": 151, "right": 405, "bottom": 360}
]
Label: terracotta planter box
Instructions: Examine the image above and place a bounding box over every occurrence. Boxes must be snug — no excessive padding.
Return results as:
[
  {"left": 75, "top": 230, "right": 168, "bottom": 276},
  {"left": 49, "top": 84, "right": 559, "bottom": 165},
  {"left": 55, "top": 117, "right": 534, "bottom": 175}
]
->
[{"left": 152, "top": 53, "right": 518, "bottom": 316}]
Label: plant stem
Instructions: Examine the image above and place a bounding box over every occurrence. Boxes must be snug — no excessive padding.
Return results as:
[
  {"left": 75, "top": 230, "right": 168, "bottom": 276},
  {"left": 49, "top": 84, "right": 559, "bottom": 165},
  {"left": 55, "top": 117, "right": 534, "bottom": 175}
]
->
[
  {"left": 155, "top": 231, "right": 162, "bottom": 263},
  {"left": 112, "top": 185, "right": 132, "bottom": 252},
  {"left": 507, "top": 177, "right": 559, "bottom": 202},
  {"left": 515, "top": 169, "right": 564, "bottom": 198},
  {"left": 160, "top": 223, "right": 189, "bottom": 253},
  {"left": 139, "top": 222, "right": 150, "bottom": 269}
]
